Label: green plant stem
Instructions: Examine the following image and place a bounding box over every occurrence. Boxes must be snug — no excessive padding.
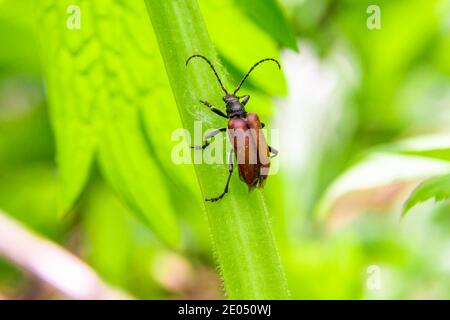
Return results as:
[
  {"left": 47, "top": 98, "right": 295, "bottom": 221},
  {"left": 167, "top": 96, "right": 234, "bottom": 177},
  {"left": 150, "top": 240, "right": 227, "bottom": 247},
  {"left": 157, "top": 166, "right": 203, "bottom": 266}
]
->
[{"left": 145, "top": 0, "right": 290, "bottom": 299}]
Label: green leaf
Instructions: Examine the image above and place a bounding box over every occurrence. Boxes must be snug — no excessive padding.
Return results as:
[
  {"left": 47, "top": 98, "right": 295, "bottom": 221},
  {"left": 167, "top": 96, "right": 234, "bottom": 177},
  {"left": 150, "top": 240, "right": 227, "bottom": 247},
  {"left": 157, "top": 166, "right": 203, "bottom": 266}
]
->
[
  {"left": 317, "top": 133, "right": 450, "bottom": 219},
  {"left": 385, "top": 133, "right": 450, "bottom": 162},
  {"left": 403, "top": 174, "right": 450, "bottom": 216},
  {"left": 145, "top": 0, "right": 290, "bottom": 299},
  {"left": 317, "top": 153, "right": 450, "bottom": 220},
  {"left": 232, "top": 0, "right": 298, "bottom": 51},
  {"left": 36, "top": 0, "right": 182, "bottom": 248},
  {"left": 35, "top": 0, "right": 97, "bottom": 214},
  {"left": 403, "top": 149, "right": 450, "bottom": 162}
]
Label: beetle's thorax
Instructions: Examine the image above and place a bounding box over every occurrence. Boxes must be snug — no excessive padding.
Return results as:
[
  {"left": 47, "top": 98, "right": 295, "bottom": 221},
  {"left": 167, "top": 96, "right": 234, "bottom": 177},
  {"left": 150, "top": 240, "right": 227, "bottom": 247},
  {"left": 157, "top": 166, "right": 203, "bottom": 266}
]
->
[{"left": 223, "top": 94, "right": 247, "bottom": 118}]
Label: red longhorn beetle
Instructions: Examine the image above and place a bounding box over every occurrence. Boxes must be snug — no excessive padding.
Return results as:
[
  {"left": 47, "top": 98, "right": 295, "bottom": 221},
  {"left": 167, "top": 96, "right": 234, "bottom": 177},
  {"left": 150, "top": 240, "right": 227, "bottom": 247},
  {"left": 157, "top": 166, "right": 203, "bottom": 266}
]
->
[{"left": 186, "top": 54, "right": 280, "bottom": 202}]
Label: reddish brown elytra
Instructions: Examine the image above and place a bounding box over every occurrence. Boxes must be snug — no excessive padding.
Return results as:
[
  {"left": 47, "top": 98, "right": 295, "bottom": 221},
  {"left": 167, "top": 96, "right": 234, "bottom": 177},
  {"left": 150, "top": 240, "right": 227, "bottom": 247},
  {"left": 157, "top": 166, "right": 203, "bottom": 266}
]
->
[{"left": 186, "top": 54, "right": 280, "bottom": 202}]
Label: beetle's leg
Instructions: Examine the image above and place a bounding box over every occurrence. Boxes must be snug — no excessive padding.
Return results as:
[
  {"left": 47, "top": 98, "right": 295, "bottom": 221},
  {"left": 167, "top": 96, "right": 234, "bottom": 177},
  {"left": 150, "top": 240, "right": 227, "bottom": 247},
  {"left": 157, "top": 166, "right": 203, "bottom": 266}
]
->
[
  {"left": 268, "top": 145, "right": 278, "bottom": 158},
  {"left": 200, "top": 100, "right": 228, "bottom": 119},
  {"left": 239, "top": 95, "right": 250, "bottom": 106},
  {"left": 191, "top": 128, "right": 227, "bottom": 150},
  {"left": 206, "top": 149, "right": 234, "bottom": 202}
]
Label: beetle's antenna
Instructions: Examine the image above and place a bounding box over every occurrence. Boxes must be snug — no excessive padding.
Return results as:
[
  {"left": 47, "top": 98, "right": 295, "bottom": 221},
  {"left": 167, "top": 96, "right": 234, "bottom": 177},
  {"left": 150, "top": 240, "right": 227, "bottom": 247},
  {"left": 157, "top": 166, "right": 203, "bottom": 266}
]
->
[
  {"left": 186, "top": 54, "right": 228, "bottom": 94},
  {"left": 233, "top": 58, "right": 281, "bottom": 94}
]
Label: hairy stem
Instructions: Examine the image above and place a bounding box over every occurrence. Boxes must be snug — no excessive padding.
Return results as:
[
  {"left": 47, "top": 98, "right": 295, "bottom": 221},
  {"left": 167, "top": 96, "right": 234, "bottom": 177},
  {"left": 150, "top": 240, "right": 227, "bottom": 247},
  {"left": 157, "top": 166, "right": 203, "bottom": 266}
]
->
[{"left": 145, "top": 0, "right": 290, "bottom": 299}]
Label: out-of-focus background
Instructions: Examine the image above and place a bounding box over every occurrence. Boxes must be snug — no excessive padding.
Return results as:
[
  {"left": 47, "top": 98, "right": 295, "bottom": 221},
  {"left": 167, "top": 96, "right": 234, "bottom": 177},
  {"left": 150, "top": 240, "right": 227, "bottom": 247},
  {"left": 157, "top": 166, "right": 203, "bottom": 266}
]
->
[{"left": 0, "top": 0, "right": 449, "bottom": 299}]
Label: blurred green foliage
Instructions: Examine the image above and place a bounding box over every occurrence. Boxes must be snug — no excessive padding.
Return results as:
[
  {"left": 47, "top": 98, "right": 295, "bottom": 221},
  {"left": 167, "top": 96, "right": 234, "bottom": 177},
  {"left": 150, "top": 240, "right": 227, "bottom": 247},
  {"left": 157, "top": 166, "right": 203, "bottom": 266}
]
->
[{"left": 0, "top": 0, "right": 449, "bottom": 299}]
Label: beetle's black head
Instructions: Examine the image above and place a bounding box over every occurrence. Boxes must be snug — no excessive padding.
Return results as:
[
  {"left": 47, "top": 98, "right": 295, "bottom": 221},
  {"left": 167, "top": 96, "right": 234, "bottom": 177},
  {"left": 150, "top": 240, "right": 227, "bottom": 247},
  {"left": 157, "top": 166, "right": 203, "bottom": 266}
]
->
[
  {"left": 222, "top": 94, "right": 238, "bottom": 104},
  {"left": 223, "top": 94, "right": 246, "bottom": 117}
]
